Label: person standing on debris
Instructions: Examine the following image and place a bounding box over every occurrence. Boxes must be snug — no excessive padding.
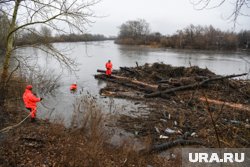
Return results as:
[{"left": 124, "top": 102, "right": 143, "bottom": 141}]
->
[
  {"left": 23, "top": 85, "right": 43, "bottom": 122},
  {"left": 105, "top": 60, "right": 113, "bottom": 76}
]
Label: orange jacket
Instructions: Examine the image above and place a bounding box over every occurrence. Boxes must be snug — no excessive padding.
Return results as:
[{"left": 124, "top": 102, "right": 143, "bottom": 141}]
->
[
  {"left": 23, "top": 89, "right": 41, "bottom": 109},
  {"left": 70, "top": 84, "right": 77, "bottom": 90},
  {"left": 106, "top": 62, "right": 112, "bottom": 70}
]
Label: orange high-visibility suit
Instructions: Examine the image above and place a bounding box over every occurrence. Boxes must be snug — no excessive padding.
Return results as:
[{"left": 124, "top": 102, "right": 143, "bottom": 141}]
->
[
  {"left": 23, "top": 85, "right": 41, "bottom": 119},
  {"left": 105, "top": 61, "right": 113, "bottom": 76},
  {"left": 70, "top": 84, "right": 77, "bottom": 91}
]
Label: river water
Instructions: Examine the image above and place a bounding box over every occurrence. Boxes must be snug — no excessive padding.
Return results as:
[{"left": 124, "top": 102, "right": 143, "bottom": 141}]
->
[{"left": 16, "top": 40, "right": 250, "bottom": 125}]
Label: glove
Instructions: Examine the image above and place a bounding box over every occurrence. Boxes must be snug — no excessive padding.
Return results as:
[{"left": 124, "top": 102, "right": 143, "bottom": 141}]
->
[{"left": 40, "top": 97, "right": 43, "bottom": 101}]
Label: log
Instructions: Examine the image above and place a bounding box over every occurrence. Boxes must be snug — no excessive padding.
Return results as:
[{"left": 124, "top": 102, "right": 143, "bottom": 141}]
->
[
  {"left": 100, "top": 89, "right": 144, "bottom": 100},
  {"left": 95, "top": 74, "right": 158, "bottom": 93},
  {"left": 199, "top": 97, "right": 250, "bottom": 111},
  {"left": 97, "top": 69, "right": 106, "bottom": 73},
  {"left": 114, "top": 75, "right": 157, "bottom": 90},
  {"left": 140, "top": 139, "right": 205, "bottom": 154},
  {"left": 145, "top": 73, "right": 248, "bottom": 98},
  {"left": 97, "top": 69, "right": 118, "bottom": 74}
]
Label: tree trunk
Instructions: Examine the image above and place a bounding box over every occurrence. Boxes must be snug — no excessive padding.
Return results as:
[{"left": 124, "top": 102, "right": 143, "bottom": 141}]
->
[
  {"left": 97, "top": 69, "right": 118, "bottom": 74},
  {"left": 0, "top": 0, "right": 20, "bottom": 109},
  {"left": 140, "top": 139, "right": 205, "bottom": 154},
  {"left": 199, "top": 97, "right": 250, "bottom": 111}
]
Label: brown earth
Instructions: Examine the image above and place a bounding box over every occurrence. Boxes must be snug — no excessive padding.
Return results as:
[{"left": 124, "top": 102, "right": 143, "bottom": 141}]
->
[{"left": 0, "top": 116, "right": 172, "bottom": 167}]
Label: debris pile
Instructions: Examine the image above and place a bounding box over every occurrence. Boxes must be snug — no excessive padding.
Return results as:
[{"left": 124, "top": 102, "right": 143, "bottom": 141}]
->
[{"left": 95, "top": 63, "right": 250, "bottom": 152}]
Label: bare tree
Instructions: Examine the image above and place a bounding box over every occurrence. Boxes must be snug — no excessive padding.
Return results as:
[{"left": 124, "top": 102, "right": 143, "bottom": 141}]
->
[
  {"left": 190, "top": 0, "right": 250, "bottom": 24},
  {"left": 40, "top": 26, "right": 52, "bottom": 38},
  {"left": 0, "top": 0, "right": 100, "bottom": 107},
  {"left": 118, "top": 19, "right": 150, "bottom": 39}
]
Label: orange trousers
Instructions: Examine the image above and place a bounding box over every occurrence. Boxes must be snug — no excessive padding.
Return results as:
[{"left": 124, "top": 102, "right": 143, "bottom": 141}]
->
[
  {"left": 30, "top": 107, "right": 37, "bottom": 118},
  {"left": 106, "top": 69, "right": 112, "bottom": 76}
]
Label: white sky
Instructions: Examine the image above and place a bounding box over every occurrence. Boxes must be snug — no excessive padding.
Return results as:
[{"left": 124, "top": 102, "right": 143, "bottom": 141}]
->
[{"left": 87, "top": 0, "right": 250, "bottom": 36}]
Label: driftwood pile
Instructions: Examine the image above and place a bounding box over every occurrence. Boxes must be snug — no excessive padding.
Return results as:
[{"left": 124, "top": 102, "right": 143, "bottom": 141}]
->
[{"left": 95, "top": 63, "right": 250, "bottom": 152}]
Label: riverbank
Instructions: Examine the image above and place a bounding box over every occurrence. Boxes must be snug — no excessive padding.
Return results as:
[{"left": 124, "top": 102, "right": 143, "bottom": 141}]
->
[
  {"left": 0, "top": 77, "right": 172, "bottom": 167},
  {"left": 1, "top": 115, "right": 170, "bottom": 166},
  {"left": 115, "top": 24, "right": 250, "bottom": 51}
]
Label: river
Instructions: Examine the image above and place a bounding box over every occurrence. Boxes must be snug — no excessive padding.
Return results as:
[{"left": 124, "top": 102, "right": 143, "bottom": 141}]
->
[{"left": 16, "top": 40, "right": 250, "bottom": 125}]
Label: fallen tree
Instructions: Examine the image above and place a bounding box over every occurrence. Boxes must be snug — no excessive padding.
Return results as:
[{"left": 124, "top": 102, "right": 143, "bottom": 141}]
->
[
  {"left": 199, "top": 97, "right": 250, "bottom": 111},
  {"left": 100, "top": 89, "right": 144, "bottom": 100},
  {"left": 97, "top": 69, "right": 118, "bottom": 74},
  {"left": 140, "top": 139, "right": 206, "bottom": 154},
  {"left": 144, "top": 73, "right": 248, "bottom": 98},
  {"left": 95, "top": 74, "right": 158, "bottom": 93}
]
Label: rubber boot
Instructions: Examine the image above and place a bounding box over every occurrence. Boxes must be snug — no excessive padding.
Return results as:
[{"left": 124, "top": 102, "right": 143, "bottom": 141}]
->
[{"left": 30, "top": 118, "right": 36, "bottom": 123}]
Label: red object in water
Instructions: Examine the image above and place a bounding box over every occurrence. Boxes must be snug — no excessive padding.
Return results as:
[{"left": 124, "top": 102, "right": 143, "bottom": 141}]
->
[{"left": 70, "top": 84, "right": 77, "bottom": 91}]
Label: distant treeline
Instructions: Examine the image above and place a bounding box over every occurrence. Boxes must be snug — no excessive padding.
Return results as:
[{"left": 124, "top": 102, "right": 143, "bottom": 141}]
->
[
  {"left": 15, "top": 32, "right": 113, "bottom": 46},
  {"left": 115, "top": 19, "right": 250, "bottom": 50},
  {"left": 0, "top": 13, "right": 114, "bottom": 54},
  {"left": 54, "top": 34, "right": 114, "bottom": 42},
  {"left": 0, "top": 31, "right": 114, "bottom": 56}
]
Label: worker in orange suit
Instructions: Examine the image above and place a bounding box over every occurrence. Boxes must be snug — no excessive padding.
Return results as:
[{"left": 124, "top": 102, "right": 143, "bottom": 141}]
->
[
  {"left": 105, "top": 60, "right": 113, "bottom": 77},
  {"left": 70, "top": 83, "right": 77, "bottom": 92},
  {"left": 23, "top": 85, "right": 43, "bottom": 122}
]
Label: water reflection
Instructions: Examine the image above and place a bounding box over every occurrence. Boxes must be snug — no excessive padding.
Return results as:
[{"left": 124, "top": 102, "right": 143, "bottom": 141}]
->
[{"left": 118, "top": 45, "right": 150, "bottom": 56}]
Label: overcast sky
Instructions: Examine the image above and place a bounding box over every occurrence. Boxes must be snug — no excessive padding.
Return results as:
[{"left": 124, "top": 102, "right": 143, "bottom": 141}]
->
[{"left": 87, "top": 0, "right": 250, "bottom": 36}]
